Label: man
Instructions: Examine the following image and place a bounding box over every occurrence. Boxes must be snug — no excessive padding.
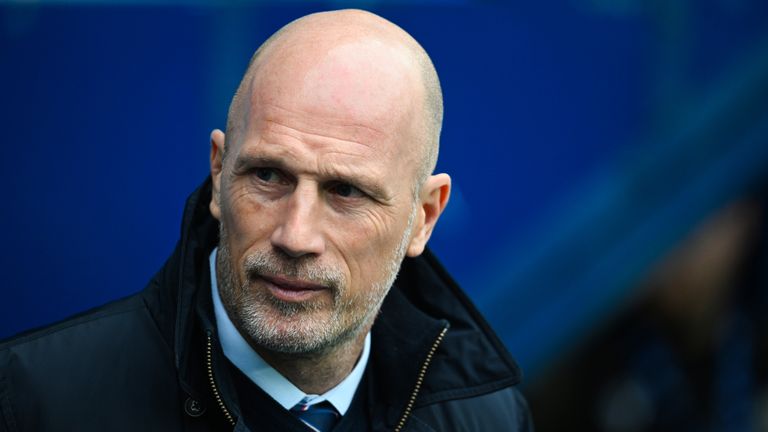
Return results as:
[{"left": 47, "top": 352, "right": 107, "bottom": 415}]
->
[{"left": 0, "top": 10, "right": 532, "bottom": 431}]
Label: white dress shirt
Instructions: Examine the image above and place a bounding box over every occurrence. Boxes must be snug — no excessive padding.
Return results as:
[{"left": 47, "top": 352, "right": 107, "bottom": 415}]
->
[{"left": 209, "top": 248, "right": 370, "bottom": 415}]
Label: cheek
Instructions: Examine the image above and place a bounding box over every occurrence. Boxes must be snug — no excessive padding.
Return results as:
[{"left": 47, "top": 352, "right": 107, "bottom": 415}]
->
[
  {"left": 220, "top": 183, "right": 277, "bottom": 256},
  {"left": 328, "top": 208, "right": 406, "bottom": 281}
]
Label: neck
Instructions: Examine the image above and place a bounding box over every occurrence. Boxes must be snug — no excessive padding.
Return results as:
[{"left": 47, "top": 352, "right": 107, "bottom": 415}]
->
[{"left": 251, "top": 329, "right": 369, "bottom": 395}]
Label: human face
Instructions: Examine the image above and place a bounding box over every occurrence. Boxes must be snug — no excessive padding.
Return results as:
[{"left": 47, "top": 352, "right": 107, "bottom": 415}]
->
[
  {"left": 216, "top": 204, "right": 414, "bottom": 354},
  {"left": 211, "top": 46, "right": 424, "bottom": 355}
]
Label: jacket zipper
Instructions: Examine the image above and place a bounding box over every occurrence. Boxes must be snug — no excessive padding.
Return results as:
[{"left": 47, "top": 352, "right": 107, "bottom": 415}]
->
[
  {"left": 206, "top": 325, "right": 449, "bottom": 431},
  {"left": 394, "top": 324, "right": 449, "bottom": 432},
  {"left": 206, "top": 332, "right": 236, "bottom": 427}
]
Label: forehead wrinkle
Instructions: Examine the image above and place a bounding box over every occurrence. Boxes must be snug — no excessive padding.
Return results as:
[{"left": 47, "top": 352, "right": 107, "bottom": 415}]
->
[
  {"left": 232, "top": 143, "right": 300, "bottom": 177},
  {"left": 235, "top": 136, "right": 381, "bottom": 182},
  {"left": 252, "top": 99, "right": 391, "bottom": 147},
  {"left": 252, "top": 111, "right": 390, "bottom": 166},
  {"left": 265, "top": 118, "right": 385, "bottom": 155}
]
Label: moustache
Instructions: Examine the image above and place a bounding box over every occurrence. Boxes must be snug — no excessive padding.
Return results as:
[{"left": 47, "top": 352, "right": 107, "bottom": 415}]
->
[{"left": 242, "top": 251, "right": 345, "bottom": 291}]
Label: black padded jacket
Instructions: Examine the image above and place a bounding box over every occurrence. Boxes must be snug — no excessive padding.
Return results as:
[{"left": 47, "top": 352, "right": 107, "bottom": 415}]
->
[{"left": 0, "top": 179, "right": 533, "bottom": 431}]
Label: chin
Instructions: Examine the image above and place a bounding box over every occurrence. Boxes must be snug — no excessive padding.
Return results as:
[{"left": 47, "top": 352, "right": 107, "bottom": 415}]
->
[{"left": 238, "top": 304, "right": 347, "bottom": 355}]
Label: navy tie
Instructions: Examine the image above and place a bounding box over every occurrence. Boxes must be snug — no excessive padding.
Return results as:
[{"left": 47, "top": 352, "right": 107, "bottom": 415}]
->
[{"left": 290, "top": 400, "right": 340, "bottom": 432}]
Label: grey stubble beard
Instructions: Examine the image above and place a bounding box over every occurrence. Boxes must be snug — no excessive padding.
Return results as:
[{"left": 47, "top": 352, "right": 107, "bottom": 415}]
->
[{"left": 215, "top": 206, "right": 416, "bottom": 356}]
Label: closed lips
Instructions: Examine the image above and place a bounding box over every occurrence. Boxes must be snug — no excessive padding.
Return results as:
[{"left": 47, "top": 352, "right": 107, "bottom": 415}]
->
[{"left": 260, "top": 274, "right": 326, "bottom": 291}]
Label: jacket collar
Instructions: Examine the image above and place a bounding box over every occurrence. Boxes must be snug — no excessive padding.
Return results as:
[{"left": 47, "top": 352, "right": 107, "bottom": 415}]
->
[{"left": 164, "top": 178, "right": 522, "bottom": 418}]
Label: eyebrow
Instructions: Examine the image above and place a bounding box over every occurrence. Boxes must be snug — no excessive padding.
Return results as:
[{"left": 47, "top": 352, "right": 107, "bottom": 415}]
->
[
  {"left": 233, "top": 154, "right": 289, "bottom": 176},
  {"left": 232, "top": 153, "right": 391, "bottom": 201}
]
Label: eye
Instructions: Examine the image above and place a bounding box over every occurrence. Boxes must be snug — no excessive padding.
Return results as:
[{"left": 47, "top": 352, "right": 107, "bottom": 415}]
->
[
  {"left": 328, "top": 182, "right": 365, "bottom": 199},
  {"left": 253, "top": 167, "right": 283, "bottom": 183}
]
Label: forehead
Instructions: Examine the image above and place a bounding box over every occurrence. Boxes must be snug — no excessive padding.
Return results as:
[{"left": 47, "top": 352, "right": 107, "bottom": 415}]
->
[
  {"left": 236, "top": 101, "right": 399, "bottom": 197},
  {"left": 235, "top": 38, "right": 425, "bottom": 181}
]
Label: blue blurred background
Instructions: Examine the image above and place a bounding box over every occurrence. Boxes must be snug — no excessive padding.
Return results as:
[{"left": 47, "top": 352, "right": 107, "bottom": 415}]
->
[{"left": 2, "top": 1, "right": 768, "bottom": 430}]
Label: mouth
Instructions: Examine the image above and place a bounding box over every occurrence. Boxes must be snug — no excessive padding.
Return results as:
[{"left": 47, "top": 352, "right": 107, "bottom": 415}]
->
[{"left": 258, "top": 274, "right": 328, "bottom": 303}]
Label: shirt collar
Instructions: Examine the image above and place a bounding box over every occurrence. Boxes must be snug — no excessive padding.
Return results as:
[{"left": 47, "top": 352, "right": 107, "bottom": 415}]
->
[{"left": 209, "top": 248, "right": 370, "bottom": 415}]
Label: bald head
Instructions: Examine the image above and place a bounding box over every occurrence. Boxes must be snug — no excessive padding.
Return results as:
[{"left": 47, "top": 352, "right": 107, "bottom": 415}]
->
[
  {"left": 224, "top": 9, "right": 443, "bottom": 192},
  {"left": 209, "top": 12, "right": 453, "bottom": 355}
]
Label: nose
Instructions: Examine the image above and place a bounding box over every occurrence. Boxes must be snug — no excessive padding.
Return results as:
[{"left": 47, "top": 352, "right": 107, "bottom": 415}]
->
[{"left": 270, "top": 183, "right": 326, "bottom": 258}]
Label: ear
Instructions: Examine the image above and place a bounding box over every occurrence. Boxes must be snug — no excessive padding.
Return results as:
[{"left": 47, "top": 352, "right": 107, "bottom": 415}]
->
[
  {"left": 406, "top": 173, "right": 451, "bottom": 257},
  {"left": 209, "top": 129, "right": 226, "bottom": 221}
]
